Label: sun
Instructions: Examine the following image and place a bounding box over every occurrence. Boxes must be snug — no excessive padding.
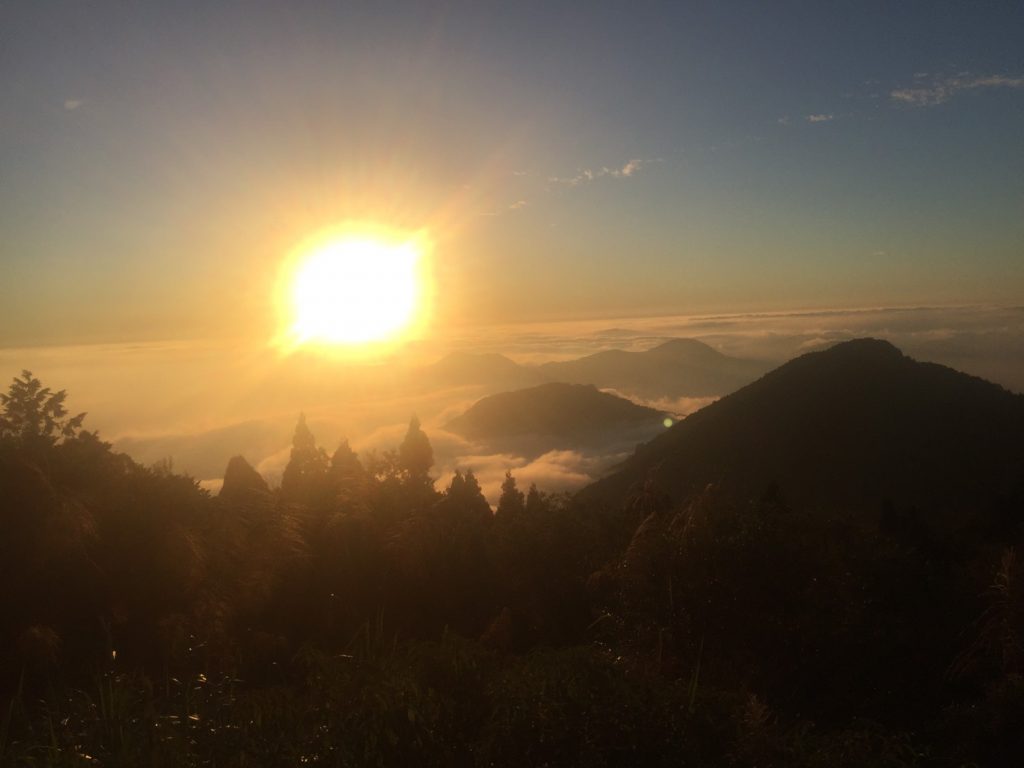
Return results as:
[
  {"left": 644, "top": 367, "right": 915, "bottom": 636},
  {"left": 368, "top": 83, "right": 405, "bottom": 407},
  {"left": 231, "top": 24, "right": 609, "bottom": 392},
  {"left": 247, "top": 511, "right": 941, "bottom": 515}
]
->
[{"left": 277, "top": 227, "right": 432, "bottom": 350}]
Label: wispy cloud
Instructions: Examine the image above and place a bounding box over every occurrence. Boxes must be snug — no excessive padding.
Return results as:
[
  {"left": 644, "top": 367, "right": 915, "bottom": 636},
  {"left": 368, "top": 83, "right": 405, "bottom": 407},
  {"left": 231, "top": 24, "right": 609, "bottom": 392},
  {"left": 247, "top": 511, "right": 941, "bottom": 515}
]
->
[
  {"left": 64, "top": 99, "right": 83, "bottom": 111},
  {"left": 776, "top": 114, "right": 833, "bottom": 126},
  {"left": 890, "top": 73, "right": 1024, "bottom": 107},
  {"left": 482, "top": 156, "right": 656, "bottom": 219},
  {"left": 548, "top": 157, "right": 650, "bottom": 187}
]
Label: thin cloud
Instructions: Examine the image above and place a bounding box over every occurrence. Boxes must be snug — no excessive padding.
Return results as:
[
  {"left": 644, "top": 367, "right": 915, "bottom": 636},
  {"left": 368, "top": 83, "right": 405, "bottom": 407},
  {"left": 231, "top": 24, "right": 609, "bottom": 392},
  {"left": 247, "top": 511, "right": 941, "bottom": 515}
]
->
[
  {"left": 508, "top": 199, "right": 528, "bottom": 211},
  {"left": 806, "top": 113, "right": 834, "bottom": 123},
  {"left": 548, "top": 157, "right": 650, "bottom": 187},
  {"left": 64, "top": 99, "right": 83, "bottom": 111},
  {"left": 890, "top": 73, "right": 1024, "bottom": 107},
  {"left": 617, "top": 159, "right": 641, "bottom": 177}
]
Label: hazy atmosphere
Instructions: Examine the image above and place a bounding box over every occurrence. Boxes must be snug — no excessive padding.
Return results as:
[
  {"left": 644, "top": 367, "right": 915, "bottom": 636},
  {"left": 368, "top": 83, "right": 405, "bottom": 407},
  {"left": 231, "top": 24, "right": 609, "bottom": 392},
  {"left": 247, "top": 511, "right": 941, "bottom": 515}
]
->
[
  {"left": 4, "top": 304, "right": 1024, "bottom": 503},
  {"left": 3, "top": 2, "right": 1023, "bottom": 345},
  {"left": 2, "top": 2, "right": 1023, "bottom": 765},
  {"left": 3, "top": 2, "right": 1022, "bottom": 494}
]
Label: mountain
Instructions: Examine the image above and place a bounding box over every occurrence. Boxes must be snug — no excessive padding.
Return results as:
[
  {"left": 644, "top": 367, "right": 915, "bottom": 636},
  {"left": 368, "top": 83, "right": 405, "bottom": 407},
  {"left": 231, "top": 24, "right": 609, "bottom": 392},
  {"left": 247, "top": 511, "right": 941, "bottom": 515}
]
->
[
  {"left": 445, "top": 382, "right": 667, "bottom": 456},
  {"left": 581, "top": 338, "right": 1024, "bottom": 521},
  {"left": 417, "top": 351, "right": 546, "bottom": 392},
  {"left": 539, "top": 338, "right": 769, "bottom": 401}
]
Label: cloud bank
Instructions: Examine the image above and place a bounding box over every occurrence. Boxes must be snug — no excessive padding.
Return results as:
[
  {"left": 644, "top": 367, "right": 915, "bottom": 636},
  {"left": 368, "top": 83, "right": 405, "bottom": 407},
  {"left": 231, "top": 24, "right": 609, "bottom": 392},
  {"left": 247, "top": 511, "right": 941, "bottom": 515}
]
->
[{"left": 4, "top": 305, "right": 1023, "bottom": 501}]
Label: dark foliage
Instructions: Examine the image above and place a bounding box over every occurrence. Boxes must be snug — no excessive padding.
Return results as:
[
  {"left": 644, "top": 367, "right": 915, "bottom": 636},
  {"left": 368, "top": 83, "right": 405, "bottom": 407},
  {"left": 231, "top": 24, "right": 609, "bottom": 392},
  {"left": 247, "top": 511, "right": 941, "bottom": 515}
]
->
[
  {"left": 583, "top": 338, "right": 1024, "bottom": 520},
  {"left": 1, "top": 347, "right": 1023, "bottom": 765}
]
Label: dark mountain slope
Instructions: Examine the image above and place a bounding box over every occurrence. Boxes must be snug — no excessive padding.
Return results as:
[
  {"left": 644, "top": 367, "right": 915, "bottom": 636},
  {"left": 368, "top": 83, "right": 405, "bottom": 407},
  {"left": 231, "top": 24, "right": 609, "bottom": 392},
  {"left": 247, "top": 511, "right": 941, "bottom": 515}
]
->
[
  {"left": 445, "top": 382, "right": 665, "bottom": 448},
  {"left": 581, "top": 338, "right": 1024, "bottom": 520},
  {"left": 540, "top": 338, "right": 769, "bottom": 400}
]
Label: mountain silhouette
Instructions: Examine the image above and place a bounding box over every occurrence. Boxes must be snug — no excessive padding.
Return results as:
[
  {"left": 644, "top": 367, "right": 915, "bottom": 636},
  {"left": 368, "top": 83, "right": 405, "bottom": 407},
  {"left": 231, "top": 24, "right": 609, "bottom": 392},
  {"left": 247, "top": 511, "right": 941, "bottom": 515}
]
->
[
  {"left": 417, "top": 351, "right": 546, "bottom": 391},
  {"left": 540, "top": 338, "right": 769, "bottom": 400},
  {"left": 445, "top": 382, "right": 667, "bottom": 457},
  {"left": 582, "top": 338, "right": 1024, "bottom": 522}
]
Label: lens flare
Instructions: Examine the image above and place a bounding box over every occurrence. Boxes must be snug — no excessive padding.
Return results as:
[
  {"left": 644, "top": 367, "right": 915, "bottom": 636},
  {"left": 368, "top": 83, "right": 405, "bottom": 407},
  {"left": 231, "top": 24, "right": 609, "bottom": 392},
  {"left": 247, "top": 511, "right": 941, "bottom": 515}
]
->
[{"left": 276, "top": 226, "right": 432, "bottom": 352}]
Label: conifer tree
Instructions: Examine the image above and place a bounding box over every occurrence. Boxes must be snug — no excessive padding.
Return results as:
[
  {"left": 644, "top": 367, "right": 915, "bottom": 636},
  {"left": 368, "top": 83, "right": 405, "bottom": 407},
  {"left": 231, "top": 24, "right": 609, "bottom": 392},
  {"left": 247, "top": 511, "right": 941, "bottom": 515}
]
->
[
  {"left": 398, "top": 415, "right": 433, "bottom": 481},
  {"left": 525, "top": 483, "right": 547, "bottom": 516},
  {"left": 497, "top": 470, "right": 525, "bottom": 518},
  {"left": 281, "top": 413, "right": 328, "bottom": 503}
]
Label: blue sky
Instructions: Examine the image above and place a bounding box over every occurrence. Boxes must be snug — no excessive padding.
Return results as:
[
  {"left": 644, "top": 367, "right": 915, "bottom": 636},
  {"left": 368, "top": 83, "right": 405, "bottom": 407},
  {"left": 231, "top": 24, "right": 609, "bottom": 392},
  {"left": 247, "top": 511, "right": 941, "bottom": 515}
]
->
[{"left": 1, "top": 1, "right": 1022, "bottom": 344}]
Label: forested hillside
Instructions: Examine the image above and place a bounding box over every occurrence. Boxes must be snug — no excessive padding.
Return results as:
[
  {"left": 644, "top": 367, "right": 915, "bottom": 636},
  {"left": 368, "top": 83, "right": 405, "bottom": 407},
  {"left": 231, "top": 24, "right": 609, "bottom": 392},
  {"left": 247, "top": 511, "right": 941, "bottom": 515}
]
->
[{"left": 1, "top": 350, "right": 1022, "bottom": 766}]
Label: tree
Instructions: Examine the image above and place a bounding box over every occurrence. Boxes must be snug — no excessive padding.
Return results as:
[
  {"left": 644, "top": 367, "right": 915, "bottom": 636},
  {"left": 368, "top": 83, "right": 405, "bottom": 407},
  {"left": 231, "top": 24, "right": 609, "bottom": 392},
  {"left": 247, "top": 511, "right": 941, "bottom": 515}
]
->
[
  {"left": 444, "top": 469, "right": 492, "bottom": 519},
  {"left": 398, "top": 415, "right": 433, "bottom": 481},
  {"left": 0, "top": 370, "right": 85, "bottom": 447},
  {"left": 329, "top": 439, "right": 365, "bottom": 483},
  {"left": 329, "top": 439, "right": 369, "bottom": 503},
  {"left": 497, "top": 470, "right": 525, "bottom": 519},
  {"left": 525, "top": 483, "right": 547, "bottom": 516},
  {"left": 281, "top": 413, "right": 329, "bottom": 503},
  {"left": 220, "top": 455, "right": 269, "bottom": 502}
]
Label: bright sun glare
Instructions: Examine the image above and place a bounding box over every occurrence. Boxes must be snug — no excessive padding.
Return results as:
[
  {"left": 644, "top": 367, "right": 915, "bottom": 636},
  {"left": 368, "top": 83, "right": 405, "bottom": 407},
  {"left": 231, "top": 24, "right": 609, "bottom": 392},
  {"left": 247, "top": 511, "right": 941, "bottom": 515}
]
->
[{"left": 279, "top": 229, "right": 431, "bottom": 350}]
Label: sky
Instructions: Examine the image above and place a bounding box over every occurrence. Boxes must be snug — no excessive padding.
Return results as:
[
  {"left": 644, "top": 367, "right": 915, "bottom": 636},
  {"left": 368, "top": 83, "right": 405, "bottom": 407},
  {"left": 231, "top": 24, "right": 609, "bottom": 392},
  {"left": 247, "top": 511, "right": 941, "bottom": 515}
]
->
[{"left": 1, "top": 1, "right": 1023, "bottom": 347}]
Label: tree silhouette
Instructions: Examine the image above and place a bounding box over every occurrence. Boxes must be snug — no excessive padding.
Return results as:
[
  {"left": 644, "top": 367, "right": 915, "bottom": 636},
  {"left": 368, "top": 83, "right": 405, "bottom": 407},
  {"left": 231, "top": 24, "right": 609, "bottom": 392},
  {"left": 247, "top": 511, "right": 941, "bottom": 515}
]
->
[
  {"left": 445, "top": 469, "right": 492, "bottom": 519},
  {"left": 281, "top": 413, "right": 329, "bottom": 503},
  {"left": 0, "top": 370, "right": 85, "bottom": 447},
  {"left": 497, "top": 470, "right": 525, "bottom": 518},
  {"left": 329, "top": 439, "right": 365, "bottom": 484},
  {"left": 398, "top": 415, "right": 433, "bottom": 482},
  {"left": 220, "top": 455, "right": 269, "bottom": 502},
  {"left": 525, "top": 483, "right": 547, "bottom": 516},
  {"left": 328, "top": 438, "right": 369, "bottom": 506}
]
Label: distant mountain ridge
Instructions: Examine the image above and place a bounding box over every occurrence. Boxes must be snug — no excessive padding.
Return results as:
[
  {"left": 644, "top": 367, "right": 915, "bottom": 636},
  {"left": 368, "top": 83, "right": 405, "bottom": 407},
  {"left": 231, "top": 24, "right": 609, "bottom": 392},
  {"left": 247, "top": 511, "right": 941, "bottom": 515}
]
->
[
  {"left": 418, "top": 338, "right": 770, "bottom": 403},
  {"left": 445, "top": 382, "right": 667, "bottom": 455},
  {"left": 417, "top": 351, "right": 546, "bottom": 391},
  {"left": 539, "top": 338, "right": 769, "bottom": 400},
  {"left": 581, "top": 338, "right": 1024, "bottom": 520}
]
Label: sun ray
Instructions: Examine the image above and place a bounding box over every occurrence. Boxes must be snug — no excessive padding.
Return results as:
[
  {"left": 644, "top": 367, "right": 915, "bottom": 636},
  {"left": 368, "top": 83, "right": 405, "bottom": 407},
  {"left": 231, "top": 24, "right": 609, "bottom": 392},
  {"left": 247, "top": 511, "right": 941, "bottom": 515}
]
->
[{"left": 274, "top": 225, "right": 432, "bottom": 355}]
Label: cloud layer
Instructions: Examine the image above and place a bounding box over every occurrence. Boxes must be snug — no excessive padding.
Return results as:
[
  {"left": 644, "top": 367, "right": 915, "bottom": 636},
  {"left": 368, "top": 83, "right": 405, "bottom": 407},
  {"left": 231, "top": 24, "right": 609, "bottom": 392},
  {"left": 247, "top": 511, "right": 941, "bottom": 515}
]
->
[
  {"left": 4, "top": 305, "right": 1023, "bottom": 501},
  {"left": 890, "top": 74, "right": 1024, "bottom": 107}
]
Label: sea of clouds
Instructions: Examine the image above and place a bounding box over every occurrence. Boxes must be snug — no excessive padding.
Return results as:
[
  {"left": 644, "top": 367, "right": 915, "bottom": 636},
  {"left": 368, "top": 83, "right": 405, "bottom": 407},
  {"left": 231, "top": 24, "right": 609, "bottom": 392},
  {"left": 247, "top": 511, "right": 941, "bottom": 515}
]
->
[{"left": 3, "top": 304, "right": 1022, "bottom": 504}]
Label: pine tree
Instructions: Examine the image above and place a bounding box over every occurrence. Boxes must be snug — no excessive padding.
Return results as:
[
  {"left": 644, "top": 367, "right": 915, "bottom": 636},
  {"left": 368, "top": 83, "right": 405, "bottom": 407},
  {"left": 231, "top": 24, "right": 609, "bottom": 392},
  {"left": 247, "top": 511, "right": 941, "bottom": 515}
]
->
[
  {"left": 444, "top": 469, "right": 491, "bottom": 519},
  {"left": 497, "top": 470, "right": 525, "bottom": 518},
  {"left": 329, "top": 439, "right": 365, "bottom": 482},
  {"left": 329, "top": 438, "right": 368, "bottom": 501},
  {"left": 281, "top": 413, "right": 328, "bottom": 503},
  {"left": 398, "top": 415, "right": 433, "bottom": 481},
  {"left": 525, "top": 483, "right": 547, "bottom": 516},
  {"left": 220, "top": 455, "right": 269, "bottom": 502}
]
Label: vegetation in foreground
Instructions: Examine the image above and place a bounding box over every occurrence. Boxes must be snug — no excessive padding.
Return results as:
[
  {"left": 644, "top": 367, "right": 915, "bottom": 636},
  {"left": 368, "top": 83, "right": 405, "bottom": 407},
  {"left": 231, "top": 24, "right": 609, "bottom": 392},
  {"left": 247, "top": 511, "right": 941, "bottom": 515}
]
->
[{"left": 1, "top": 364, "right": 1022, "bottom": 766}]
